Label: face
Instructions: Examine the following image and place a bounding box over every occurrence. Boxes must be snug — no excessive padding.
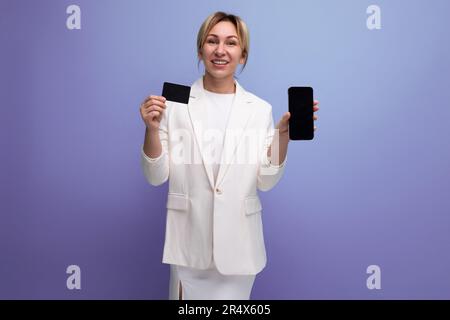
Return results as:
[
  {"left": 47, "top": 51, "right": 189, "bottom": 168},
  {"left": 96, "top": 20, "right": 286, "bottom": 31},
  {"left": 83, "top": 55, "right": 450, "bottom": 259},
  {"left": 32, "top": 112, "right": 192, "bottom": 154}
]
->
[{"left": 198, "top": 21, "right": 246, "bottom": 80}]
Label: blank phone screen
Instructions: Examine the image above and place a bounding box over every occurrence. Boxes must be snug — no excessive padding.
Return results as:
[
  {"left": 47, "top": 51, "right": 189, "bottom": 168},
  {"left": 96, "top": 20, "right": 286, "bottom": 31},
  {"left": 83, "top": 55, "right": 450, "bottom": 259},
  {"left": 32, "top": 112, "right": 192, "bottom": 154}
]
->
[{"left": 288, "top": 87, "right": 314, "bottom": 140}]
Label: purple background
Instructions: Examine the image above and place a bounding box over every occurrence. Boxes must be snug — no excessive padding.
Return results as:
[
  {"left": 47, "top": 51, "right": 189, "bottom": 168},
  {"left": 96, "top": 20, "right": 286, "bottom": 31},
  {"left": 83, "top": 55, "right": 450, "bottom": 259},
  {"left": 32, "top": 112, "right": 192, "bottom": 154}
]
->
[{"left": 1, "top": 0, "right": 450, "bottom": 299}]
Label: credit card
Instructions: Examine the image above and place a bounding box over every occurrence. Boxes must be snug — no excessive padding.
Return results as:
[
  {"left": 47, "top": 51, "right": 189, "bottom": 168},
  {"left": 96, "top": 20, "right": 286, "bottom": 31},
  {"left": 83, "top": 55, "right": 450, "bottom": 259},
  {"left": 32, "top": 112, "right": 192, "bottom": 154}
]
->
[{"left": 162, "top": 82, "right": 191, "bottom": 104}]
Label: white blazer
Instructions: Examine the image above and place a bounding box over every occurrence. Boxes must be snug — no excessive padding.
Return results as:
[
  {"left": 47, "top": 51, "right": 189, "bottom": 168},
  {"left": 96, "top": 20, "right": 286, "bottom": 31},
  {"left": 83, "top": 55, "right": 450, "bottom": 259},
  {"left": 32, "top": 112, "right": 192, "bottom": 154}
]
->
[{"left": 141, "top": 77, "right": 286, "bottom": 275}]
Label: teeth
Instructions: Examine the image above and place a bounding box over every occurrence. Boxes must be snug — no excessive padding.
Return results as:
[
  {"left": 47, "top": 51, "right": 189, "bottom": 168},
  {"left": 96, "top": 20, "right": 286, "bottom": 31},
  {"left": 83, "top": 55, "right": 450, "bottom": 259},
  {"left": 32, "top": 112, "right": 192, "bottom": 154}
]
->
[{"left": 213, "top": 60, "right": 228, "bottom": 65}]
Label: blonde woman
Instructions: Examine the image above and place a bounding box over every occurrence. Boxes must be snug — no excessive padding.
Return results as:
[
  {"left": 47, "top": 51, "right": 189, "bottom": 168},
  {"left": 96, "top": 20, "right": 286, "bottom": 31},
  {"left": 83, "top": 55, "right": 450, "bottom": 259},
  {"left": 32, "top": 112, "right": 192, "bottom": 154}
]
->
[{"left": 140, "top": 11, "right": 319, "bottom": 300}]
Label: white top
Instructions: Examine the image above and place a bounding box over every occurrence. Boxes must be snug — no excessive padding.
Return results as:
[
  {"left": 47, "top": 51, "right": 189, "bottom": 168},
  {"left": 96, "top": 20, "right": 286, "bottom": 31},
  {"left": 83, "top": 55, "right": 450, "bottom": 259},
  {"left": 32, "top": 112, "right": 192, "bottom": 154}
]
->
[{"left": 203, "top": 89, "right": 235, "bottom": 183}]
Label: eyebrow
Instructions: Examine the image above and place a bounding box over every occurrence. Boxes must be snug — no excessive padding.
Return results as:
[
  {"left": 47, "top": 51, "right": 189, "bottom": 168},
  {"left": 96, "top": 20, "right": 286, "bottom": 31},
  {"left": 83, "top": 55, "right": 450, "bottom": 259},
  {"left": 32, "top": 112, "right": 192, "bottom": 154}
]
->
[{"left": 207, "top": 34, "right": 238, "bottom": 39}]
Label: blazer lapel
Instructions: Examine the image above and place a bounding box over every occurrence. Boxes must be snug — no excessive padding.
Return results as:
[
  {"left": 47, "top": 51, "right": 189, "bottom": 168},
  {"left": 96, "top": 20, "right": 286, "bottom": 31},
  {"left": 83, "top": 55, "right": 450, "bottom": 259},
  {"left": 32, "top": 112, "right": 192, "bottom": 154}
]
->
[{"left": 187, "top": 78, "right": 215, "bottom": 190}]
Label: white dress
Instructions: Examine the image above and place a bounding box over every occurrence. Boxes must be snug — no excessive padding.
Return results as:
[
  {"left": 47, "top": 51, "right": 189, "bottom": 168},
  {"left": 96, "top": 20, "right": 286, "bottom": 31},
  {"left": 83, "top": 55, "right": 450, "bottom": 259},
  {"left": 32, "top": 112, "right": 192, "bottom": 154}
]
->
[{"left": 168, "top": 89, "right": 257, "bottom": 300}]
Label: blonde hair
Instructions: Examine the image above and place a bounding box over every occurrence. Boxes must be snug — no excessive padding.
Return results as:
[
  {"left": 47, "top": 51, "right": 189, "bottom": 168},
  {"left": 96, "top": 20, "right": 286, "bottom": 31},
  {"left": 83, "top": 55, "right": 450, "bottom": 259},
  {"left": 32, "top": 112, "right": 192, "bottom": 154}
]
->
[{"left": 197, "top": 11, "right": 250, "bottom": 71}]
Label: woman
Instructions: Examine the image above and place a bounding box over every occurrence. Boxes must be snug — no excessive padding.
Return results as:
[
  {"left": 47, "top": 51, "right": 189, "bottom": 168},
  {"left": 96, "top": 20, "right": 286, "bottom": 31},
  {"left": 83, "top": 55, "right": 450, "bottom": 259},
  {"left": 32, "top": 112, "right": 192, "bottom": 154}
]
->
[{"left": 139, "top": 12, "right": 319, "bottom": 300}]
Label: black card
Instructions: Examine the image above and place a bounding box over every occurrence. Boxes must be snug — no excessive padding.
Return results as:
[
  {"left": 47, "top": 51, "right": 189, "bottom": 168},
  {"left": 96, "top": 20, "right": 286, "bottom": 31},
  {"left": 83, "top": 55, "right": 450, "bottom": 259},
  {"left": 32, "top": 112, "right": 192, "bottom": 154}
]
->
[{"left": 162, "top": 82, "right": 191, "bottom": 104}]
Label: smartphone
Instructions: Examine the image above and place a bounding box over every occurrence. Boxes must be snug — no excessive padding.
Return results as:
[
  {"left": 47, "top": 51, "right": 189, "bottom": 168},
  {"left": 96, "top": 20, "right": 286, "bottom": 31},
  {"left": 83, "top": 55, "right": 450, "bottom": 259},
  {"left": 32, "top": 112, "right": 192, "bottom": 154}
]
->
[{"left": 288, "top": 87, "right": 314, "bottom": 140}]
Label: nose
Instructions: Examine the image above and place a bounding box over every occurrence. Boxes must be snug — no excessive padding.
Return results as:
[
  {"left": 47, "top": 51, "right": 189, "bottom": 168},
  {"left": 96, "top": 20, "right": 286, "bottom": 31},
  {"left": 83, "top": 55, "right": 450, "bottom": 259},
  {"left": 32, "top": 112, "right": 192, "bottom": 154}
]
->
[{"left": 214, "top": 42, "right": 226, "bottom": 56}]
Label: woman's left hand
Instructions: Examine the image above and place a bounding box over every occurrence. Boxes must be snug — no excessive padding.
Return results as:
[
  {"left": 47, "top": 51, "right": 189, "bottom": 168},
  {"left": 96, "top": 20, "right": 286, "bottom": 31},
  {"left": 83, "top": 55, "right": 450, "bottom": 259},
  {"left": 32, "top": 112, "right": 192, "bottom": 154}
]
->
[{"left": 276, "top": 100, "right": 320, "bottom": 138}]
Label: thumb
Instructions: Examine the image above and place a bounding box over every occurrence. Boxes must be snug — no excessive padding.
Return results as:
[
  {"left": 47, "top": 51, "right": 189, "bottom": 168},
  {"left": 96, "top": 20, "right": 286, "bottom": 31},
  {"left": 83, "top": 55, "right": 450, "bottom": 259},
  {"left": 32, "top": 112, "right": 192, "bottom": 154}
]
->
[
  {"left": 276, "top": 112, "right": 290, "bottom": 129},
  {"left": 282, "top": 112, "right": 291, "bottom": 122}
]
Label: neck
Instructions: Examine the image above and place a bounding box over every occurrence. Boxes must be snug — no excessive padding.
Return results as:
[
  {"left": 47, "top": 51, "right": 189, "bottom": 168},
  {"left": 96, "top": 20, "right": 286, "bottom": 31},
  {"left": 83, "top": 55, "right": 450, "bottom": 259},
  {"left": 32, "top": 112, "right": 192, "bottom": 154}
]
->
[{"left": 203, "top": 73, "right": 236, "bottom": 94}]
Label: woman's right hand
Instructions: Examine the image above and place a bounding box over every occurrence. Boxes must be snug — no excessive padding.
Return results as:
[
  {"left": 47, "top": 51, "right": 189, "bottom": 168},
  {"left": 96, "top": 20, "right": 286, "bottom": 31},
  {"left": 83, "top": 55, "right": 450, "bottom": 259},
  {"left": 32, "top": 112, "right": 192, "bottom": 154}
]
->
[{"left": 140, "top": 95, "right": 167, "bottom": 131}]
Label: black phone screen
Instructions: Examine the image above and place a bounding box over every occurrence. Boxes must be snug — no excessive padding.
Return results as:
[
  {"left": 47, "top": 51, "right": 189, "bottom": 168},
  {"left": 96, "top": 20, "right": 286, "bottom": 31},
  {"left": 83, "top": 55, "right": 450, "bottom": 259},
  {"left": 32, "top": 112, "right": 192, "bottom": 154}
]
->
[{"left": 288, "top": 87, "right": 314, "bottom": 140}]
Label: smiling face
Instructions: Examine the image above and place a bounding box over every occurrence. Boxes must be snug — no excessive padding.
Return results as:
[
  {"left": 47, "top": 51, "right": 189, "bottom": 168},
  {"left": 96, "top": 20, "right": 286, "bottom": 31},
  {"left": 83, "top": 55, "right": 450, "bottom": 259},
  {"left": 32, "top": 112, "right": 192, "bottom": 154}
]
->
[{"left": 198, "top": 21, "right": 246, "bottom": 81}]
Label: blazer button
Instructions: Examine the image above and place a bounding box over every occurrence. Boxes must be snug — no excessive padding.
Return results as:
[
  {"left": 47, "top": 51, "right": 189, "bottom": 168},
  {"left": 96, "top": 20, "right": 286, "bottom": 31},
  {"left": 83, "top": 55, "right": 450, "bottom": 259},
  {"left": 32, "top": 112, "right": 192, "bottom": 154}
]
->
[{"left": 215, "top": 188, "right": 222, "bottom": 195}]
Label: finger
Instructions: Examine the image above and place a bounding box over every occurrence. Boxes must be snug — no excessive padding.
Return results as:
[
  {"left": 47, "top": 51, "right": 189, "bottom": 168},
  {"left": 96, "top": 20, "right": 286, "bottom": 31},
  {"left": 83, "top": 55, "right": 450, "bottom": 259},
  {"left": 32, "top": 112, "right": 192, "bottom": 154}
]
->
[
  {"left": 143, "top": 100, "right": 167, "bottom": 110},
  {"left": 143, "top": 95, "right": 156, "bottom": 104},
  {"left": 314, "top": 126, "right": 317, "bottom": 131},
  {"left": 149, "top": 95, "right": 166, "bottom": 102},
  {"left": 143, "top": 95, "right": 166, "bottom": 104},
  {"left": 314, "top": 100, "right": 319, "bottom": 105},
  {"left": 313, "top": 115, "right": 318, "bottom": 120},
  {"left": 313, "top": 105, "right": 319, "bottom": 112},
  {"left": 160, "top": 96, "right": 170, "bottom": 103},
  {"left": 276, "top": 112, "right": 290, "bottom": 129},
  {"left": 149, "top": 111, "right": 160, "bottom": 118},
  {"left": 145, "top": 98, "right": 167, "bottom": 108},
  {"left": 145, "top": 106, "right": 165, "bottom": 114}
]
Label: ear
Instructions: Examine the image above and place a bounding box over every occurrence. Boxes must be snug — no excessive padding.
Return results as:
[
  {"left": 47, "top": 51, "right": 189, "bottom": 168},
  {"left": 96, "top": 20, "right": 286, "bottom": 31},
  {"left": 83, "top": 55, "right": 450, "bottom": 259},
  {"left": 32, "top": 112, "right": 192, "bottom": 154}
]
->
[{"left": 239, "top": 51, "right": 247, "bottom": 65}]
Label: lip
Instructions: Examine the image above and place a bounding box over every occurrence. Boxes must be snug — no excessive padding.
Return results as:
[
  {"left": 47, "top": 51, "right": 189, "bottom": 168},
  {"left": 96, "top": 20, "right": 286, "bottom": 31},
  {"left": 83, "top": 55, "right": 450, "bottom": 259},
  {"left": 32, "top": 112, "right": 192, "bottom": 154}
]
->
[{"left": 211, "top": 60, "right": 229, "bottom": 68}]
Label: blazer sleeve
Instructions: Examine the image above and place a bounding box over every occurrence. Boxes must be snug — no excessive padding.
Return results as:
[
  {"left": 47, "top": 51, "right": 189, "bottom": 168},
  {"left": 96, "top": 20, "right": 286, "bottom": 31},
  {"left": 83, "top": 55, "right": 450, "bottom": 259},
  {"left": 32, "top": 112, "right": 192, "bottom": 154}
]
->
[
  {"left": 257, "top": 104, "right": 287, "bottom": 192},
  {"left": 140, "top": 105, "right": 169, "bottom": 186}
]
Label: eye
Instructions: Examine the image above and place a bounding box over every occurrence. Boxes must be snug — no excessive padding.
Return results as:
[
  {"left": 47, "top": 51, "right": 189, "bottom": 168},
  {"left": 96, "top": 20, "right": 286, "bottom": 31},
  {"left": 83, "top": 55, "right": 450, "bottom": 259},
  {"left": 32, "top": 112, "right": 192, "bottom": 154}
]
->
[
  {"left": 207, "top": 38, "right": 218, "bottom": 44},
  {"left": 227, "top": 41, "right": 237, "bottom": 46}
]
